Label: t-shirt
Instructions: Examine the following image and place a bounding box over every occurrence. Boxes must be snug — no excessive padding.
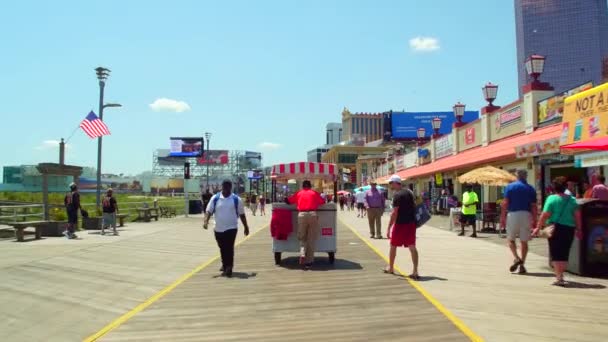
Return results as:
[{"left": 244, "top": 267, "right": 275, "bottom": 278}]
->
[
  {"left": 542, "top": 194, "right": 578, "bottom": 227},
  {"left": 504, "top": 180, "right": 536, "bottom": 212},
  {"left": 288, "top": 189, "right": 325, "bottom": 211},
  {"left": 591, "top": 184, "right": 608, "bottom": 201},
  {"left": 355, "top": 191, "right": 366, "bottom": 204},
  {"left": 102, "top": 196, "right": 117, "bottom": 213},
  {"left": 392, "top": 189, "right": 416, "bottom": 224},
  {"left": 461, "top": 191, "right": 478, "bottom": 215},
  {"left": 206, "top": 193, "right": 246, "bottom": 232},
  {"left": 65, "top": 191, "right": 80, "bottom": 212}
]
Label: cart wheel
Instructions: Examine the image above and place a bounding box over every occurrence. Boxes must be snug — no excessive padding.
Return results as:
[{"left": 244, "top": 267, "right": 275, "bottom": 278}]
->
[
  {"left": 328, "top": 252, "right": 335, "bottom": 265},
  {"left": 274, "top": 252, "right": 282, "bottom": 265}
]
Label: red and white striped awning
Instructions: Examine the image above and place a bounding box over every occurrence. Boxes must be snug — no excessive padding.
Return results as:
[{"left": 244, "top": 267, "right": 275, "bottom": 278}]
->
[{"left": 271, "top": 162, "right": 338, "bottom": 181}]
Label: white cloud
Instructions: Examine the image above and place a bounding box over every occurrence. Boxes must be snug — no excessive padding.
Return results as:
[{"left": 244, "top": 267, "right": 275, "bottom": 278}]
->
[
  {"left": 36, "top": 140, "right": 72, "bottom": 150},
  {"left": 149, "top": 98, "right": 191, "bottom": 113},
  {"left": 258, "top": 142, "right": 281, "bottom": 150},
  {"left": 409, "top": 36, "right": 440, "bottom": 52}
]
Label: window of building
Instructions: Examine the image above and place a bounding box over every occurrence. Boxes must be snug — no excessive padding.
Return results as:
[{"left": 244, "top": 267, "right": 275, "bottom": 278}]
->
[{"left": 338, "top": 153, "right": 358, "bottom": 164}]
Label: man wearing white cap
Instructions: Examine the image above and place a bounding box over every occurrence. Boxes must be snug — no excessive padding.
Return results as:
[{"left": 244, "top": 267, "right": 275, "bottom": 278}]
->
[{"left": 385, "top": 175, "right": 419, "bottom": 279}]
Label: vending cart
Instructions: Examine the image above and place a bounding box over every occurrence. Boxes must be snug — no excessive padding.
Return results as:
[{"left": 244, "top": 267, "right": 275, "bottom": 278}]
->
[{"left": 270, "top": 162, "right": 338, "bottom": 265}]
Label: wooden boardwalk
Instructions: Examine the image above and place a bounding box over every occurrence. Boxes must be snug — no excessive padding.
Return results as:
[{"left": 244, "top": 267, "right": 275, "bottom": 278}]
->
[{"left": 97, "top": 223, "right": 468, "bottom": 342}]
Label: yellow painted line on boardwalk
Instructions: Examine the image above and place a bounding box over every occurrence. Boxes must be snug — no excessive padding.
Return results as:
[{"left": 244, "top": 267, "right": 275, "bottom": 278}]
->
[
  {"left": 83, "top": 224, "right": 268, "bottom": 342},
  {"left": 342, "top": 220, "right": 484, "bottom": 342}
]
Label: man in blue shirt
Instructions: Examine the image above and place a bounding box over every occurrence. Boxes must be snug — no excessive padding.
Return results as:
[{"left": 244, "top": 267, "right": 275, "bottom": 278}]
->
[{"left": 500, "top": 170, "right": 537, "bottom": 274}]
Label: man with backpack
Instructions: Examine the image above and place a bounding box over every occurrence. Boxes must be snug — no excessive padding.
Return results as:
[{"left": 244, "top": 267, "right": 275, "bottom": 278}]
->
[
  {"left": 64, "top": 183, "right": 82, "bottom": 239},
  {"left": 101, "top": 188, "right": 119, "bottom": 236},
  {"left": 203, "top": 180, "right": 250, "bottom": 278}
]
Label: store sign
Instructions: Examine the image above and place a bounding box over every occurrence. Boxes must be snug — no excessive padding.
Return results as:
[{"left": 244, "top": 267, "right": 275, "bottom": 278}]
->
[
  {"left": 515, "top": 137, "right": 560, "bottom": 158},
  {"left": 435, "top": 173, "right": 443, "bottom": 186},
  {"left": 395, "top": 155, "right": 404, "bottom": 171},
  {"left": 418, "top": 148, "right": 431, "bottom": 165},
  {"left": 435, "top": 134, "right": 454, "bottom": 159},
  {"left": 575, "top": 151, "right": 608, "bottom": 168},
  {"left": 538, "top": 82, "right": 593, "bottom": 124},
  {"left": 321, "top": 227, "right": 333, "bottom": 236},
  {"left": 404, "top": 151, "right": 417, "bottom": 168},
  {"left": 561, "top": 82, "right": 608, "bottom": 145},
  {"left": 465, "top": 127, "right": 475, "bottom": 145},
  {"left": 495, "top": 106, "right": 522, "bottom": 130}
]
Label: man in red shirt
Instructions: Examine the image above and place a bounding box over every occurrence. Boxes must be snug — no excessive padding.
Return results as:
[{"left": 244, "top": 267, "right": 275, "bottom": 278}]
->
[{"left": 288, "top": 180, "right": 326, "bottom": 269}]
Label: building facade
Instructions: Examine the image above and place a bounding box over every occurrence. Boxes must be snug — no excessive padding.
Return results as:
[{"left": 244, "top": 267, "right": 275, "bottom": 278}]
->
[
  {"left": 307, "top": 146, "right": 330, "bottom": 163},
  {"left": 322, "top": 145, "right": 388, "bottom": 190},
  {"left": 326, "top": 122, "right": 343, "bottom": 146},
  {"left": 341, "top": 108, "right": 385, "bottom": 144},
  {"left": 515, "top": 0, "right": 608, "bottom": 96}
]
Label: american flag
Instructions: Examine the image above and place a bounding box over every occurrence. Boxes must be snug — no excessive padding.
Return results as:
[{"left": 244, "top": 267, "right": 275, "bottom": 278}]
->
[{"left": 80, "top": 111, "right": 111, "bottom": 138}]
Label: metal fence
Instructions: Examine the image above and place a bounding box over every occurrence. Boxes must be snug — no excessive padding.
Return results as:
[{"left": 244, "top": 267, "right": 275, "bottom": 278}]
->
[
  {"left": 80, "top": 199, "right": 187, "bottom": 219},
  {"left": 0, "top": 204, "right": 45, "bottom": 223}
]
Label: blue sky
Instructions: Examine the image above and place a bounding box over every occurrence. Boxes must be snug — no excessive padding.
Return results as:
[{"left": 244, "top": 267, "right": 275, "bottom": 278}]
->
[{"left": 0, "top": 0, "right": 518, "bottom": 175}]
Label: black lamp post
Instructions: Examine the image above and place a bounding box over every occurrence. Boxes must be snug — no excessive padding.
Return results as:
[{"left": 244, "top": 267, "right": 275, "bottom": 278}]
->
[
  {"left": 204, "top": 132, "right": 211, "bottom": 191},
  {"left": 94, "top": 67, "right": 121, "bottom": 208}
]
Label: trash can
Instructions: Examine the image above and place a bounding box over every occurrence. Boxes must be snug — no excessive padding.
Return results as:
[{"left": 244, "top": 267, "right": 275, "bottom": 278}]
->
[
  {"left": 188, "top": 199, "right": 203, "bottom": 214},
  {"left": 567, "top": 199, "right": 608, "bottom": 277}
]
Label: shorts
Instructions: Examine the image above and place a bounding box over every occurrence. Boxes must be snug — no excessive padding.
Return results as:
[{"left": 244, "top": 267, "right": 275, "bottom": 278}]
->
[
  {"left": 549, "top": 223, "right": 575, "bottom": 262},
  {"left": 459, "top": 214, "right": 476, "bottom": 226},
  {"left": 357, "top": 203, "right": 365, "bottom": 210},
  {"left": 67, "top": 210, "right": 78, "bottom": 224},
  {"left": 390, "top": 223, "right": 416, "bottom": 247},
  {"left": 506, "top": 211, "right": 532, "bottom": 242},
  {"left": 102, "top": 212, "right": 116, "bottom": 228}
]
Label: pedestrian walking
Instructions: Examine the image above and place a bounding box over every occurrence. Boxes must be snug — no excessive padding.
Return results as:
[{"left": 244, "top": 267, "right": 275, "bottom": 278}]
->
[
  {"left": 459, "top": 184, "right": 479, "bottom": 238},
  {"left": 250, "top": 192, "right": 258, "bottom": 216},
  {"left": 500, "top": 170, "right": 537, "bottom": 274},
  {"left": 101, "top": 188, "right": 119, "bottom": 236},
  {"left": 365, "top": 181, "right": 385, "bottom": 239},
  {"left": 350, "top": 194, "right": 356, "bottom": 211},
  {"left": 385, "top": 175, "right": 419, "bottom": 279},
  {"left": 259, "top": 195, "right": 266, "bottom": 216},
  {"left": 64, "top": 183, "right": 82, "bottom": 239},
  {"left": 355, "top": 190, "right": 366, "bottom": 218},
  {"left": 203, "top": 180, "right": 250, "bottom": 278},
  {"left": 339, "top": 195, "right": 346, "bottom": 211},
  {"left": 288, "top": 180, "right": 326, "bottom": 270},
  {"left": 591, "top": 175, "right": 608, "bottom": 200},
  {"left": 534, "top": 177, "right": 582, "bottom": 286}
]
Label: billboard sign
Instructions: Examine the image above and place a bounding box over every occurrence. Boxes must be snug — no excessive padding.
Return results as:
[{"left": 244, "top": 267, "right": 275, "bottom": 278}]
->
[
  {"left": 391, "top": 111, "right": 478, "bottom": 139},
  {"left": 538, "top": 82, "right": 593, "bottom": 124},
  {"left": 561, "top": 82, "right": 608, "bottom": 145},
  {"left": 197, "top": 150, "right": 229, "bottom": 165},
  {"left": 434, "top": 134, "right": 454, "bottom": 159},
  {"left": 247, "top": 170, "right": 263, "bottom": 179},
  {"left": 169, "top": 137, "right": 204, "bottom": 157},
  {"left": 244, "top": 151, "right": 262, "bottom": 168}
]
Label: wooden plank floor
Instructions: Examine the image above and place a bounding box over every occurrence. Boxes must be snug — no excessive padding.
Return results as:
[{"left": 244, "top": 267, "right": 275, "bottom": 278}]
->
[{"left": 101, "top": 223, "right": 468, "bottom": 342}]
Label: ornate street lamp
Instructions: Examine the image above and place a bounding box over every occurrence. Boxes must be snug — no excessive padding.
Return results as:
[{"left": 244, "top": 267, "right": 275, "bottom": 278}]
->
[
  {"left": 432, "top": 117, "right": 442, "bottom": 138},
  {"left": 453, "top": 102, "right": 465, "bottom": 128},
  {"left": 417, "top": 127, "right": 426, "bottom": 145},
  {"left": 525, "top": 54, "right": 546, "bottom": 82},
  {"left": 482, "top": 82, "right": 500, "bottom": 114}
]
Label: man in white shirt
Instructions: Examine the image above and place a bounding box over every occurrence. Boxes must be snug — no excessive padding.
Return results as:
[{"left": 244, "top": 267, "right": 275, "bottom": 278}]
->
[
  {"left": 204, "top": 180, "right": 249, "bottom": 277},
  {"left": 355, "top": 189, "right": 367, "bottom": 218}
]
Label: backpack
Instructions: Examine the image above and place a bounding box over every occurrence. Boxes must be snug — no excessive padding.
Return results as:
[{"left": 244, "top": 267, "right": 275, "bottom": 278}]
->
[
  {"left": 210, "top": 193, "right": 239, "bottom": 217},
  {"left": 64, "top": 192, "right": 74, "bottom": 210}
]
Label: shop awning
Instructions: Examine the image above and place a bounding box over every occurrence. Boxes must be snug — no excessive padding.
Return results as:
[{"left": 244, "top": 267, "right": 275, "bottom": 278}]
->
[
  {"left": 391, "top": 124, "right": 561, "bottom": 181},
  {"left": 561, "top": 136, "right": 608, "bottom": 151}
]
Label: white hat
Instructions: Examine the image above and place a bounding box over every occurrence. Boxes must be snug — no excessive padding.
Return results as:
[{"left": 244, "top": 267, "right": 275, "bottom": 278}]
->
[{"left": 388, "top": 174, "right": 402, "bottom": 184}]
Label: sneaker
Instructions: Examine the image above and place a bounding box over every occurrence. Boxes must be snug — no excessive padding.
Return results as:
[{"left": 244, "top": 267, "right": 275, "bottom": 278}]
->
[
  {"left": 225, "top": 268, "right": 233, "bottom": 278},
  {"left": 509, "top": 258, "right": 522, "bottom": 272},
  {"left": 457, "top": 232, "right": 465, "bottom": 236},
  {"left": 470, "top": 233, "right": 478, "bottom": 238},
  {"left": 71, "top": 233, "right": 78, "bottom": 239},
  {"left": 101, "top": 230, "right": 106, "bottom": 236},
  {"left": 370, "top": 235, "right": 375, "bottom": 239},
  {"left": 113, "top": 231, "right": 119, "bottom": 236},
  {"left": 63, "top": 231, "right": 70, "bottom": 239},
  {"left": 376, "top": 235, "right": 382, "bottom": 240},
  {"left": 518, "top": 264, "right": 527, "bottom": 274}
]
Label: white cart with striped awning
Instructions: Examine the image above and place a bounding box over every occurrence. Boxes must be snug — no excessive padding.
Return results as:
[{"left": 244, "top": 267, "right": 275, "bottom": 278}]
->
[{"left": 270, "top": 162, "right": 338, "bottom": 265}]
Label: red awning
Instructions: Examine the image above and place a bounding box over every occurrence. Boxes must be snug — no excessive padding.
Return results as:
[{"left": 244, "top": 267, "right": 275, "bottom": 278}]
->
[
  {"left": 395, "top": 124, "right": 561, "bottom": 180},
  {"left": 561, "top": 136, "right": 608, "bottom": 151}
]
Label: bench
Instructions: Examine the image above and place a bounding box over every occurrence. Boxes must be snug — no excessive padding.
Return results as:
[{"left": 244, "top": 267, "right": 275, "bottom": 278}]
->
[
  {"left": 7, "top": 221, "right": 48, "bottom": 242},
  {"left": 160, "top": 206, "right": 177, "bottom": 218},
  {"left": 137, "top": 208, "right": 159, "bottom": 222},
  {"left": 116, "top": 213, "right": 129, "bottom": 227}
]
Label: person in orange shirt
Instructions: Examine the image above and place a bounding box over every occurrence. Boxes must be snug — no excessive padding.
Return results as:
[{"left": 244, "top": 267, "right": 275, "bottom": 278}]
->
[{"left": 288, "top": 180, "right": 326, "bottom": 269}]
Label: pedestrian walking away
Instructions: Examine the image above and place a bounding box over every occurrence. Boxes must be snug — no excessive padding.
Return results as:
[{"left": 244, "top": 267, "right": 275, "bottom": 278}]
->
[
  {"left": 64, "top": 183, "right": 82, "bottom": 239},
  {"left": 101, "top": 188, "right": 119, "bottom": 236},
  {"left": 350, "top": 194, "right": 356, "bottom": 211},
  {"left": 365, "top": 181, "right": 385, "bottom": 239},
  {"left": 500, "top": 170, "right": 537, "bottom": 274},
  {"left": 288, "top": 180, "right": 326, "bottom": 270},
  {"left": 250, "top": 192, "right": 258, "bottom": 216},
  {"left": 203, "top": 180, "right": 250, "bottom": 278},
  {"left": 259, "top": 195, "right": 266, "bottom": 216},
  {"left": 355, "top": 189, "right": 366, "bottom": 218},
  {"left": 385, "top": 175, "right": 419, "bottom": 280},
  {"left": 534, "top": 177, "right": 582, "bottom": 287},
  {"left": 459, "top": 184, "right": 479, "bottom": 238}
]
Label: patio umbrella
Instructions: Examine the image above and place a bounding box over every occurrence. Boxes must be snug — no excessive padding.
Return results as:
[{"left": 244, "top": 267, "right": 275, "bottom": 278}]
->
[
  {"left": 458, "top": 166, "right": 516, "bottom": 186},
  {"left": 354, "top": 185, "right": 386, "bottom": 192},
  {"left": 337, "top": 190, "right": 350, "bottom": 195}
]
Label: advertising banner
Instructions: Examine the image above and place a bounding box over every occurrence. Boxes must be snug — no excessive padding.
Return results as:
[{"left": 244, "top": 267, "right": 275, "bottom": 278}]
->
[
  {"left": 391, "top": 111, "right": 478, "bottom": 139},
  {"left": 561, "top": 83, "right": 608, "bottom": 145},
  {"left": 197, "top": 150, "right": 229, "bottom": 165},
  {"left": 538, "top": 82, "right": 593, "bottom": 124},
  {"left": 435, "top": 134, "right": 454, "bottom": 159},
  {"left": 515, "top": 137, "right": 560, "bottom": 158},
  {"left": 495, "top": 106, "right": 521, "bottom": 131},
  {"left": 465, "top": 127, "right": 475, "bottom": 145},
  {"left": 404, "top": 151, "right": 417, "bottom": 168},
  {"left": 395, "top": 155, "right": 404, "bottom": 171}
]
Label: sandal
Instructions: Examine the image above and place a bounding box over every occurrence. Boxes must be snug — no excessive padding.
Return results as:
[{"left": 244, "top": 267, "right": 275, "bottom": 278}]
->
[
  {"left": 382, "top": 268, "right": 394, "bottom": 274},
  {"left": 509, "top": 258, "right": 522, "bottom": 273},
  {"left": 409, "top": 274, "right": 420, "bottom": 281},
  {"left": 552, "top": 279, "right": 566, "bottom": 287}
]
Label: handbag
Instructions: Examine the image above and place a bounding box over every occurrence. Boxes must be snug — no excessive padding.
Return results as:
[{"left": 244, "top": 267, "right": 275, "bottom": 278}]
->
[
  {"left": 539, "top": 195, "right": 570, "bottom": 239},
  {"left": 408, "top": 189, "right": 431, "bottom": 228}
]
